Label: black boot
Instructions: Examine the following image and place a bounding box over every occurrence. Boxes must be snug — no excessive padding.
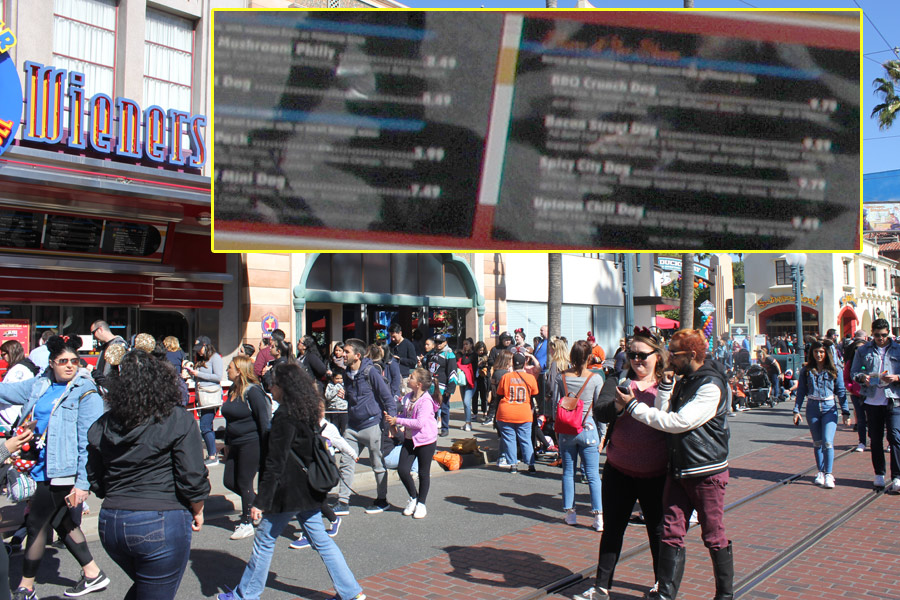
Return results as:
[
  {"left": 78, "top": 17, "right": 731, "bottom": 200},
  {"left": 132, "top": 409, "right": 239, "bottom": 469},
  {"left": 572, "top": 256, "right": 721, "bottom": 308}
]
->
[
  {"left": 710, "top": 542, "right": 734, "bottom": 600},
  {"left": 649, "top": 544, "right": 685, "bottom": 600}
]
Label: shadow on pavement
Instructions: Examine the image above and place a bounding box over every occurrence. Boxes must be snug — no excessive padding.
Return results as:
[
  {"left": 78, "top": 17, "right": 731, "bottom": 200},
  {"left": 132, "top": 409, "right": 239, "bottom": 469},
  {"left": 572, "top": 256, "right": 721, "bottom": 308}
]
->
[
  {"left": 442, "top": 545, "right": 573, "bottom": 588},
  {"left": 443, "top": 494, "right": 556, "bottom": 522}
]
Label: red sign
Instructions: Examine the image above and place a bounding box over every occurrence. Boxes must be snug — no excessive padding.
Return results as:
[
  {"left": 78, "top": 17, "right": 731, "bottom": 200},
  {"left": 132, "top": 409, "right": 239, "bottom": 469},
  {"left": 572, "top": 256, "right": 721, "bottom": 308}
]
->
[{"left": 0, "top": 319, "right": 30, "bottom": 354}]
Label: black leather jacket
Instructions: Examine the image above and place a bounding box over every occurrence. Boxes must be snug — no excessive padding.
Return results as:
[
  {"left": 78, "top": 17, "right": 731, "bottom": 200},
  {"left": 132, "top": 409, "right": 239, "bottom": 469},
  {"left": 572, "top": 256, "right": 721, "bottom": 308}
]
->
[{"left": 667, "top": 361, "right": 730, "bottom": 479}]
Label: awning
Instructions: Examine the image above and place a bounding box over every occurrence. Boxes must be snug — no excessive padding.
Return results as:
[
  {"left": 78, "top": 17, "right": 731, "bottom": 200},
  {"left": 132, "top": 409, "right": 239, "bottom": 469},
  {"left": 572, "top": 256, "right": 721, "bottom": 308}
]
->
[{"left": 656, "top": 316, "right": 680, "bottom": 329}]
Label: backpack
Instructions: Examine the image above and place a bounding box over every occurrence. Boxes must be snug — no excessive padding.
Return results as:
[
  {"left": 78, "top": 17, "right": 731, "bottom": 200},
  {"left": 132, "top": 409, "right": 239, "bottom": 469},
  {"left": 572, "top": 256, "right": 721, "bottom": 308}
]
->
[
  {"left": 244, "top": 383, "right": 274, "bottom": 429},
  {"left": 290, "top": 422, "right": 340, "bottom": 494},
  {"left": 19, "top": 358, "right": 40, "bottom": 377},
  {"left": 554, "top": 373, "right": 595, "bottom": 436}
]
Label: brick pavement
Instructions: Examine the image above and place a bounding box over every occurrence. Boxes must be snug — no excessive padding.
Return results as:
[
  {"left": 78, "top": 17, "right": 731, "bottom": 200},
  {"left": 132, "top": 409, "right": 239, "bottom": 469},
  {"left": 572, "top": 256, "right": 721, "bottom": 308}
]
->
[{"left": 308, "top": 426, "right": 882, "bottom": 600}]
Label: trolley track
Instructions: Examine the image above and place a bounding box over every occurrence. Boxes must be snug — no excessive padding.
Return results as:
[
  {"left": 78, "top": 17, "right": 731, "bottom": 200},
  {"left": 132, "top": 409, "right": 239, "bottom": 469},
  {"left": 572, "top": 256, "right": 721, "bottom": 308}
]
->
[{"left": 522, "top": 446, "right": 871, "bottom": 600}]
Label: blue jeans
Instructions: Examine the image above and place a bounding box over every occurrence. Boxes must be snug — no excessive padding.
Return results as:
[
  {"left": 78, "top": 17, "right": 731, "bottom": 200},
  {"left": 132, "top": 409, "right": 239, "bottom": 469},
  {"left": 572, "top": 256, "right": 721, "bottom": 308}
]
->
[
  {"left": 383, "top": 444, "right": 418, "bottom": 473},
  {"left": 98, "top": 509, "right": 192, "bottom": 600},
  {"left": 497, "top": 421, "right": 533, "bottom": 467},
  {"left": 234, "top": 509, "right": 362, "bottom": 600},
  {"left": 198, "top": 408, "right": 218, "bottom": 458},
  {"left": 439, "top": 392, "right": 450, "bottom": 431},
  {"left": 558, "top": 424, "right": 603, "bottom": 512},
  {"left": 805, "top": 401, "right": 838, "bottom": 474},
  {"left": 462, "top": 386, "right": 474, "bottom": 424}
]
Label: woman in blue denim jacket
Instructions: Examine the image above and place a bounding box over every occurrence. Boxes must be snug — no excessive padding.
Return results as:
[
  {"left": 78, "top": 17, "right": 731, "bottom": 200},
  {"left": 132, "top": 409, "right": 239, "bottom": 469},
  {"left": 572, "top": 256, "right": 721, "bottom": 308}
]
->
[
  {"left": 793, "top": 341, "right": 851, "bottom": 489},
  {"left": 0, "top": 336, "right": 108, "bottom": 600}
]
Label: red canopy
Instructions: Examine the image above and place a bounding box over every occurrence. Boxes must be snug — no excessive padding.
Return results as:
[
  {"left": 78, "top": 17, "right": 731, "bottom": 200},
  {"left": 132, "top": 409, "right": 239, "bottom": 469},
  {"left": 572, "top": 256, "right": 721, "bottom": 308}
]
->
[{"left": 656, "top": 316, "right": 680, "bottom": 329}]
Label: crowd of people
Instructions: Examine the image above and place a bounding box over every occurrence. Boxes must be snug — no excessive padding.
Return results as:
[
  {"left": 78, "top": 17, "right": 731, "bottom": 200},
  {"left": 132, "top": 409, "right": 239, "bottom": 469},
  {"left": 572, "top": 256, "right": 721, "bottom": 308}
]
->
[{"left": 1, "top": 315, "right": 898, "bottom": 600}]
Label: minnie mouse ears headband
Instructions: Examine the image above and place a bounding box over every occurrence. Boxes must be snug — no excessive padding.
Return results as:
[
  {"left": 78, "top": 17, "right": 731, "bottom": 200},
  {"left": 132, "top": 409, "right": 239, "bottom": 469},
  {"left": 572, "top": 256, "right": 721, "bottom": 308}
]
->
[{"left": 633, "top": 326, "right": 660, "bottom": 343}]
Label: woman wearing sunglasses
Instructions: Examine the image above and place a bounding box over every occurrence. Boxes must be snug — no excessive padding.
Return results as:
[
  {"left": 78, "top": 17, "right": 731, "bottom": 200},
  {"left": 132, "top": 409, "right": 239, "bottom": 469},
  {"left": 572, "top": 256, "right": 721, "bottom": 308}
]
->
[
  {"left": 575, "top": 328, "right": 669, "bottom": 600},
  {"left": 0, "top": 336, "right": 109, "bottom": 600}
]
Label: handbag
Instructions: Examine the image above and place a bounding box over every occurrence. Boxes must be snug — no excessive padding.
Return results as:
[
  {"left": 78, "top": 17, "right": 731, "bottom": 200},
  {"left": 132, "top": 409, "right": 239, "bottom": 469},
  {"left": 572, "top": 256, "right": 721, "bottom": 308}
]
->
[
  {"left": 289, "top": 423, "right": 340, "bottom": 494},
  {"left": 196, "top": 387, "right": 223, "bottom": 408},
  {"left": 6, "top": 467, "right": 36, "bottom": 503},
  {"left": 554, "top": 373, "right": 595, "bottom": 436}
]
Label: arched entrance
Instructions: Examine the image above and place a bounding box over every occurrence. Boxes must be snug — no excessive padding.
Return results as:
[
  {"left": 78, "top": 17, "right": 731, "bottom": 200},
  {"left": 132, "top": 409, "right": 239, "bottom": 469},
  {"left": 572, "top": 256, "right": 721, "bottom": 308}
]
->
[
  {"left": 294, "top": 253, "right": 485, "bottom": 353},
  {"left": 837, "top": 305, "right": 858, "bottom": 338},
  {"left": 758, "top": 304, "right": 819, "bottom": 338}
]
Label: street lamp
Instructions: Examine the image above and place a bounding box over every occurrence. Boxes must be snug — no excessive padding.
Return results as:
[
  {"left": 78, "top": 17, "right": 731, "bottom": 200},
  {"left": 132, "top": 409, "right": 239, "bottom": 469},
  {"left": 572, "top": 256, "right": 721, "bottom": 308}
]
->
[{"left": 784, "top": 253, "right": 807, "bottom": 361}]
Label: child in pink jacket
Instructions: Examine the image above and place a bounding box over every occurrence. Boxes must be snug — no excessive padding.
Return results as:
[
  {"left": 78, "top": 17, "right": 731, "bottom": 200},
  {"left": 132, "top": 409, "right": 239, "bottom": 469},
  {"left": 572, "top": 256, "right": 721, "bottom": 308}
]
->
[{"left": 384, "top": 368, "right": 439, "bottom": 519}]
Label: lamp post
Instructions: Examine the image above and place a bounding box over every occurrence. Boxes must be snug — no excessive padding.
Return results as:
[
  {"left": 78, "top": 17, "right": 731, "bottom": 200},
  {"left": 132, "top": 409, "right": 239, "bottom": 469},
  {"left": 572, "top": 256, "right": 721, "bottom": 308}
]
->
[
  {"left": 615, "top": 254, "right": 641, "bottom": 338},
  {"left": 784, "top": 253, "right": 807, "bottom": 363}
]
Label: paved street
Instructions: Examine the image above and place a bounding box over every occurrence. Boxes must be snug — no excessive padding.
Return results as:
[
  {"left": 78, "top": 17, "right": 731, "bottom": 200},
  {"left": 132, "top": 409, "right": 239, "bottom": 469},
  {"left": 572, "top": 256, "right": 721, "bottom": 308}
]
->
[{"left": 4, "top": 400, "right": 897, "bottom": 600}]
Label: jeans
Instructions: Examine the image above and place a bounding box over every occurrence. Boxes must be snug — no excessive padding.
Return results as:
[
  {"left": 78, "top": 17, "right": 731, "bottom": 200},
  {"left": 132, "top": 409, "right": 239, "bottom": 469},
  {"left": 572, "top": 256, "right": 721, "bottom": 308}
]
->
[
  {"left": 338, "top": 424, "right": 387, "bottom": 504},
  {"left": 440, "top": 392, "right": 451, "bottom": 431},
  {"left": 383, "top": 444, "right": 418, "bottom": 473},
  {"left": 661, "top": 470, "right": 729, "bottom": 551},
  {"left": 98, "top": 509, "right": 192, "bottom": 600},
  {"left": 596, "top": 463, "right": 666, "bottom": 591},
  {"left": 851, "top": 395, "right": 867, "bottom": 445},
  {"left": 805, "top": 400, "right": 838, "bottom": 474},
  {"left": 865, "top": 403, "right": 900, "bottom": 480},
  {"left": 558, "top": 424, "right": 602, "bottom": 512},
  {"left": 497, "top": 421, "right": 533, "bottom": 467},
  {"left": 461, "top": 386, "right": 474, "bottom": 424},
  {"left": 198, "top": 408, "right": 218, "bottom": 459},
  {"left": 234, "top": 509, "right": 362, "bottom": 600}
]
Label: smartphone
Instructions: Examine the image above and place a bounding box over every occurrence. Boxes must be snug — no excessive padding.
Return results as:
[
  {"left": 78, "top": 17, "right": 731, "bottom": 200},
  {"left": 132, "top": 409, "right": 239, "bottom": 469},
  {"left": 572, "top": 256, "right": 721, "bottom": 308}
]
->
[
  {"left": 19, "top": 420, "right": 37, "bottom": 431},
  {"left": 64, "top": 491, "right": 78, "bottom": 507},
  {"left": 616, "top": 385, "right": 631, "bottom": 395}
]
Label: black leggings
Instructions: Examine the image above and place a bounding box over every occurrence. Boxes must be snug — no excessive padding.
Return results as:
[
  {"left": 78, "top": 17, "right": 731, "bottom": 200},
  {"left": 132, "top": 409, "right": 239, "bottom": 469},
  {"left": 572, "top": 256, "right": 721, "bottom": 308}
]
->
[
  {"left": 397, "top": 439, "right": 436, "bottom": 504},
  {"left": 223, "top": 442, "right": 260, "bottom": 524},
  {"left": 24, "top": 482, "right": 94, "bottom": 579},
  {"left": 475, "top": 376, "right": 490, "bottom": 416}
]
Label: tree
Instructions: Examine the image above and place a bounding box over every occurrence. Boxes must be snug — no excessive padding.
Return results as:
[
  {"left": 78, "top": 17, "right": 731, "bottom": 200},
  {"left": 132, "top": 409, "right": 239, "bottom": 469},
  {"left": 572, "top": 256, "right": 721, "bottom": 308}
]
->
[
  {"left": 683, "top": 0, "right": 694, "bottom": 6},
  {"left": 546, "top": 0, "right": 558, "bottom": 7},
  {"left": 732, "top": 260, "right": 744, "bottom": 286},
  {"left": 872, "top": 60, "right": 900, "bottom": 130},
  {"left": 679, "top": 253, "right": 695, "bottom": 329},
  {"left": 548, "top": 253, "right": 562, "bottom": 339}
]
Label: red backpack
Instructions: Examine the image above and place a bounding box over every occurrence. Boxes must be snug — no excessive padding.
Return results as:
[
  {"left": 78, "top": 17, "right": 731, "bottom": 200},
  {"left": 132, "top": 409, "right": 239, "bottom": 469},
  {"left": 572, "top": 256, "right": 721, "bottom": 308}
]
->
[{"left": 555, "top": 372, "right": 595, "bottom": 435}]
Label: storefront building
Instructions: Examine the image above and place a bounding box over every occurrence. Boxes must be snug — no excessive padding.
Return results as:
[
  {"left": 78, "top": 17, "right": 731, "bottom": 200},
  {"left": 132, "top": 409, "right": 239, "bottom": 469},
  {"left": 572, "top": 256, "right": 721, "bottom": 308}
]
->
[
  {"left": 742, "top": 241, "right": 899, "bottom": 342},
  {"left": 0, "top": 0, "right": 240, "bottom": 356}
]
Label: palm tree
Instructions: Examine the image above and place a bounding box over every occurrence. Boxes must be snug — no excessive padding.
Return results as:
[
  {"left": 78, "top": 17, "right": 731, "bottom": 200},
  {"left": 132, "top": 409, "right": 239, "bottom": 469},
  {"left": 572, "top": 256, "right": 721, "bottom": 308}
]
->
[
  {"left": 548, "top": 253, "right": 562, "bottom": 339},
  {"left": 679, "top": 253, "right": 694, "bottom": 330},
  {"left": 872, "top": 60, "right": 900, "bottom": 130},
  {"left": 546, "top": 0, "right": 558, "bottom": 7}
]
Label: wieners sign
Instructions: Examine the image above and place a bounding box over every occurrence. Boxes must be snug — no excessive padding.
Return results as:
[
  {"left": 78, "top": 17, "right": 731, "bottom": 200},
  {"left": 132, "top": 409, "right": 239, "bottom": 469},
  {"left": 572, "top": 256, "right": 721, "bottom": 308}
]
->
[{"left": 0, "top": 27, "right": 207, "bottom": 169}]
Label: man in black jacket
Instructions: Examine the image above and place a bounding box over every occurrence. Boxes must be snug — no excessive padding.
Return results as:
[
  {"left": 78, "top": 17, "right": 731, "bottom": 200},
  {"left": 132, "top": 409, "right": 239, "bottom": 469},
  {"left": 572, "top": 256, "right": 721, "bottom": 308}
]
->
[
  {"left": 91, "top": 320, "right": 128, "bottom": 388},
  {"left": 388, "top": 323, "right": 417, "bottom": 393},
  {"left": 616, "top": 329, "right": 732, "bottom": 600},
  {"left": 426, "top": 334, "right": 457, "bottom": 437}
]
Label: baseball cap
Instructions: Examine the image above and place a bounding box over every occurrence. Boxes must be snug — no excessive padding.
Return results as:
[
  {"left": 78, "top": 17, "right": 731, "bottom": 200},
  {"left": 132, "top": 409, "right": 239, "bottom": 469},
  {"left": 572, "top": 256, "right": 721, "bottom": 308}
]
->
[
  {"left": 434, "top": 334, "right": 447, "bottom": 343},
  {"left": 512, "top": 353, "right": 527, "bottom": 369}
]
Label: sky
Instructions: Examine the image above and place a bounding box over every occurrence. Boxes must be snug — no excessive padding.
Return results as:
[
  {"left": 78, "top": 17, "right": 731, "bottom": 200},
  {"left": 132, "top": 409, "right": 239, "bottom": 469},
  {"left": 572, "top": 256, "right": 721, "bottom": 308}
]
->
[{"left": 402, "top": 0, "right": 897, "bottom": 176}]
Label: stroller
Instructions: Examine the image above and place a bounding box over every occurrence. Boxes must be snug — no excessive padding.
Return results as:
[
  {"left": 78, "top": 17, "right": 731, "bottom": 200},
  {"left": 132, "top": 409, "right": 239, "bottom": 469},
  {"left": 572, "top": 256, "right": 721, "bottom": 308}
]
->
[{"left": 746, "top": 364, "right": 776, "bottom": 408}]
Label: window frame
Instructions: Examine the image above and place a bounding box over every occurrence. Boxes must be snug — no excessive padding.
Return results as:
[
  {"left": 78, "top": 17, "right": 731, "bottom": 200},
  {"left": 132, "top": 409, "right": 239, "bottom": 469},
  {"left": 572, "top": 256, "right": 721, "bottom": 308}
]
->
[
  {"left": 52, "top": 0, "right": 118, "bottom": 99},
  {"left": 774, "top": 259, "right": 791, "bottom": 286},
  {"left": 143, "top": 7, "right": 195, "bottom": 114}
]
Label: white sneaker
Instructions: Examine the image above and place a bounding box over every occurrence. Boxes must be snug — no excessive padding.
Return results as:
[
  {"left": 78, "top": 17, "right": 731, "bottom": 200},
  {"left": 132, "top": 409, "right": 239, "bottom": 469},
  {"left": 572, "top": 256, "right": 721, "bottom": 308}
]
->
[
  {"left": 875, "top": 474, "right": 886, "bottom": 488},
  {"left": 814, "top": 471, "right": 825, "bottom": 487},
  {"left": 564, "top": 508, "right": 577, "bottom": 526},
  {"left": 573, "top": 586, "right": 609, "bottom": 600},
  {"left": 230, "top": 522, "right": 254, "bottom": 540},
  {"left": 689, "top": 510, "right": 699, "bottom": 525},
  {"left": 412, "top": 503, "right": 427, "bottom": 519},
  {"left": 886, "top": 478, "right": 900, "bottom": 494},
  {"left": 497, "top": 458, "right": 509, "bottom": 468},
  {"left": 855, "top": 443, "right": 866, "bottom": 452},
  {"left": 403, "top": 497, "right": 418, "bottom": 516},
  {"left": 591, "top": 513, "right": 604, "bottom": 532},
  {"left": 823, "top": 474, "right": 835, "bottom": 489}
]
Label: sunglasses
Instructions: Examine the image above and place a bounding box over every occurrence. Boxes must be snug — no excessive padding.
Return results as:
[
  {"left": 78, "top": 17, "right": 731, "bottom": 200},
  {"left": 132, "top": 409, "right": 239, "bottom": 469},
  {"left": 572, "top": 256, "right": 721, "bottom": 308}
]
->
[
  {"left": 627, "top": 351, "right": 656, "bottom": 361},
  {"left": 52, "top": 357, "right": 77, "bottom": 366},
  {"left": 873, "top": 333, "right": 890, "bottom": 339}
]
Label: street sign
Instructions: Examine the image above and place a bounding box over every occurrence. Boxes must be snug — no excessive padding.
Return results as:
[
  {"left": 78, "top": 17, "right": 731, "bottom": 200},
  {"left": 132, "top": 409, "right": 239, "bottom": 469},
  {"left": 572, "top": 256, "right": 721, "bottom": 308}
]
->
[{"left": 699, "top": 300, "right": 716, "bottom": 315}]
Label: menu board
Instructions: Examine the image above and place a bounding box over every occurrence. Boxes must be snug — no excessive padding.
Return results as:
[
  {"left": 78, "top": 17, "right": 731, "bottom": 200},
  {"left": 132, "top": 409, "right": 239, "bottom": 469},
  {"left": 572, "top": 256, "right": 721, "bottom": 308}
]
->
[
  {"left": 214, "top": 11, "right": 503, "bottom": 238},
  {"left": 212, "top": 10, "right": 861, "bottom": 251},
  {"left": 0, "top": 209, "right": 166, "bottom": 261},
  {"left": 44, "top": 215, "right": 103, "bottom": 253},
  {"left": 0, "top": 210, "right": 42, "bottom": 248},
  {"left": 101, "top": 221, "right": 163, "bottom": 257}
]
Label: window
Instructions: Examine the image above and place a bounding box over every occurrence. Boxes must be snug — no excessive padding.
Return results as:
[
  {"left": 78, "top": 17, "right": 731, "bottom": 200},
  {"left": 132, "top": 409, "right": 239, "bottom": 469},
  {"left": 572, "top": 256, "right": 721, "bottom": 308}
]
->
[
  {"left": 885, "top": 269, "right": 890, "bottom": 290},
  {"left": 561, "top": 305, "right": 592, "bottom": 345},
  {"left": 144, "top": 8, "right": 193, "bottom": 112},
  {"left": 864, "top": 265, "right": 877, "bottom": 288},
  {"left": 593, "top": 305, "right": 624, "bottom": 359},
  {"left": 53, "top": 0, "right": 116, "bottom": 99},
  {"left": 843, "top": 260, "right": 850, "bottom": 285},
  {"left": 506, "top": 302, "right": 547, "bottom": 344},
  {"left": 774, "top": 260, "right": 791, "bottom": 286}
]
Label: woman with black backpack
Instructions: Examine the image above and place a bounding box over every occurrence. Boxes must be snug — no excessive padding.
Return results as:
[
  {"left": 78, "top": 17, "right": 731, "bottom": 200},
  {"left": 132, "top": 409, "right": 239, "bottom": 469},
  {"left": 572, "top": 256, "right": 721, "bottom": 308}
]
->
[
  {"left": 222, "top": 355, "right": 270, "bottom": 541},
  {"left": 216, "top": 362, "right": 366, "bottom": 600}
]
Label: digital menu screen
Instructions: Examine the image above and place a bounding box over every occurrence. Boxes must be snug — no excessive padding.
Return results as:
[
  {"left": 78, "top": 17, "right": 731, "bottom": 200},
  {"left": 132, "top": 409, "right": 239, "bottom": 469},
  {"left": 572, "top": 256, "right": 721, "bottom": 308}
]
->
[{"left": 212, "top": 10, "right": 861, "bottom": 251}]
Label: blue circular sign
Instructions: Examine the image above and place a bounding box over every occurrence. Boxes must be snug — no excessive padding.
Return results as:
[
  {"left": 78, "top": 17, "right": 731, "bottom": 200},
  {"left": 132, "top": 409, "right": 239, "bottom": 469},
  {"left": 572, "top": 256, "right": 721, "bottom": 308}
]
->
[{"left": 0, "top": 51, "right": 23, "bottom": 157}]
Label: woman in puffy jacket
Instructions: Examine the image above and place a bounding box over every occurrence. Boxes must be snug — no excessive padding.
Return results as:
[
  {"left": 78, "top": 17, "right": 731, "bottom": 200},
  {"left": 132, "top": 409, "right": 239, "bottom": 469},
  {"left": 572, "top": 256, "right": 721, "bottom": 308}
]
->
[{"left": 793, "top": 340, "right": 851, "bottom": 489}]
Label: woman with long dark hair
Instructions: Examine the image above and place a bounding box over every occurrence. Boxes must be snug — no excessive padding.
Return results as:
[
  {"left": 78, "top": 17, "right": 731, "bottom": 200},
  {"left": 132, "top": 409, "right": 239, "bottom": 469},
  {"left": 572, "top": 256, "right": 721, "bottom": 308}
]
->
[
  {"left": 1, "top": 340, "right": 40, "bottom": 383},
  {"left": 222, "top": 354, "right": 270, "bottom": 541},
  {"left": 87, "top": 349, "right": 209, "bottom": 600},
  {"left": 474, "top": 341, "right": 490, "bottom": 421},
  {"left": 793, "top": 340, "right": 851, "bottom": 489},
  {"left": 576, "top": 329, "right": 669, "bottom": 600},
  {"left": 457, "top": 338, "right": 476, "bottom": 431},
  {"left": 217, "top": 363, "right": 365, "bottom": 600},
  {"left": 297, "top": 335, "right": 328, "bottom": 391},
  {"left": 261, "top": 338, "right": 291, "bottom": 394},
  {"left": 188, "top": 336, "right": 224, "bottom": 467},
  {"left": 0, "top": 336, "right": 108, "bottom": 600}
]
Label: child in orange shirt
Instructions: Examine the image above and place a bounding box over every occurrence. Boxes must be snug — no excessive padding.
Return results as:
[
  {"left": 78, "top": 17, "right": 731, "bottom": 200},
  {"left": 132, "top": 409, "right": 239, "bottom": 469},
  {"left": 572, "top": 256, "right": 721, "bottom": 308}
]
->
[{"left": 497, "top": 353, "right": 540, "bottom": 473}]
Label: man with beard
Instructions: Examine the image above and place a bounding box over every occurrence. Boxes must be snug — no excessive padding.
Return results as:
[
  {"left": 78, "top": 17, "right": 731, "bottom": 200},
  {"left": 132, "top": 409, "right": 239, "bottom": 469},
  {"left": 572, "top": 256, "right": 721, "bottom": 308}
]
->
[{"left": 615, "top": 329, "right": 732, "bottom": 600}]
